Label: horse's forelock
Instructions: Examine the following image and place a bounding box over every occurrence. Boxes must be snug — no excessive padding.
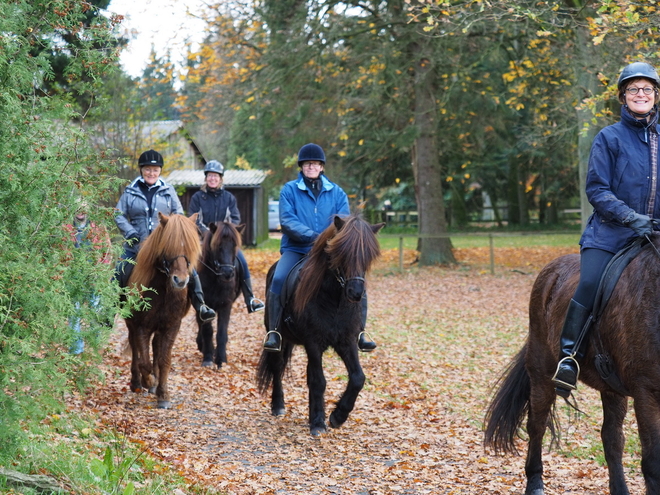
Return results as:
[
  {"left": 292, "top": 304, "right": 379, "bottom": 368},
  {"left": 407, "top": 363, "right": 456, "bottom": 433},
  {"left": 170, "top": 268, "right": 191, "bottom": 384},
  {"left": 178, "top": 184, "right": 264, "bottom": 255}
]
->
[
  {"left": 130, "top": 215, "right": 201, "bottom": 289},
  {"left": 326, "top": 216, "right": 380, "bottom": 275},
  {"left": 210, "top": 222, "right": 241, "bottom": 254}
]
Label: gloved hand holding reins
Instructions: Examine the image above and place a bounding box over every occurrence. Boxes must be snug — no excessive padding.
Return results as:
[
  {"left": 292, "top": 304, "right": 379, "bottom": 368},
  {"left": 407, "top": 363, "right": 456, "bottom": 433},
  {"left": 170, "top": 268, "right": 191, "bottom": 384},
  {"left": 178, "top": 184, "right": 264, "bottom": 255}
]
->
[{"left": 624, "top": 212, "right": 654, "bottom": 236}]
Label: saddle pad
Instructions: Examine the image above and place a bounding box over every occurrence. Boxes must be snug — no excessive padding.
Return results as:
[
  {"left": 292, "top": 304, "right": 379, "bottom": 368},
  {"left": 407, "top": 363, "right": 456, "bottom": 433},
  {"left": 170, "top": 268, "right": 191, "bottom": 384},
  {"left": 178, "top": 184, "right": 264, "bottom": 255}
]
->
[{"left": 280, "top": 256, "right": 308, "bottom": 307}]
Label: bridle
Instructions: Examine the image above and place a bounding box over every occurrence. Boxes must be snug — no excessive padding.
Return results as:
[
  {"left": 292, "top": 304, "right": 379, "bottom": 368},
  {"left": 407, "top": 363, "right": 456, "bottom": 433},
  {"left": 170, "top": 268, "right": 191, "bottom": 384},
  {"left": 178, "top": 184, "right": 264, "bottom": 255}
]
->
[
  {"left": 201, "top": 258, "right": 236, "bottom": 277},
  {"left": 157, "top": 255, "right": 191, "bottom": 276},
  {"left": 334, "top": 269, "right": 365, "bottom": 290}
]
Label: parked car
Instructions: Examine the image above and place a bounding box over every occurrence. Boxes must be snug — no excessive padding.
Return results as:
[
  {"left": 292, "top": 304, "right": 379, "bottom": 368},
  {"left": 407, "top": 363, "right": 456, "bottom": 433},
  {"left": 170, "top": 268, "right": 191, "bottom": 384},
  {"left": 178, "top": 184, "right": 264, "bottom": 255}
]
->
[{"left": 268, "top": 201, "right": 280, "bottom": 231}]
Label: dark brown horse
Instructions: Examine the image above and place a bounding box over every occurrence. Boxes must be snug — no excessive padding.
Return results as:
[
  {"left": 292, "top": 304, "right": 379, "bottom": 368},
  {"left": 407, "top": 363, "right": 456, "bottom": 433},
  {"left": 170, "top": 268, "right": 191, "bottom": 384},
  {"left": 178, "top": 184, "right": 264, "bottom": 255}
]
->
[
  {"left": 195, "top": 221, "right": 243, "bottom": 368},
  {"left": 257, "top": 214, "right": 384, "bottom": 436},
  {"left": 484, "top": 239, "right": 660, "bottom": 494},
  {"left": 124, "top": 212, "right": 201, "bottom": 409}
]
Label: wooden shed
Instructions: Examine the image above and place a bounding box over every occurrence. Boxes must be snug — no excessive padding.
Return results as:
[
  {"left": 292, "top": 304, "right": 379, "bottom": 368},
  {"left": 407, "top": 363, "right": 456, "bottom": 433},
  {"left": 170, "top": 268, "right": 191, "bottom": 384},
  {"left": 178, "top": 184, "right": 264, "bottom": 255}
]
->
[{"left": 165, "top": 169, "right": 269, "bottom": 246}]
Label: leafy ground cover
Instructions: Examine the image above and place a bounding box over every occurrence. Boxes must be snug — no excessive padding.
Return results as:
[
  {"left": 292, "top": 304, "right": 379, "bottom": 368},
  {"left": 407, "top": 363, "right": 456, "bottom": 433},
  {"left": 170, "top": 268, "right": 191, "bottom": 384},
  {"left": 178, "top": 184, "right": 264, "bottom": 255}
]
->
[{"left": 68, "top": 245, "right": 644, "bottom": 494}]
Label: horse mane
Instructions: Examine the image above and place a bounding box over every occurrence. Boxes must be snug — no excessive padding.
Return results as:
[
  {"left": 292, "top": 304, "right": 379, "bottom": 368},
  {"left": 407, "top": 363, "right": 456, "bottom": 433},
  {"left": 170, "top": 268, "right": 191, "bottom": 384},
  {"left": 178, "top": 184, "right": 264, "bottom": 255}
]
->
[
  {"left": 293, "top": 214, "right": 381, "bottom": 315},
  {"left": 208, "top": 222, "right": 242, "bottom": 256},
  {"left": 129, "top": 213, "right": 202, "bottom": 290}
]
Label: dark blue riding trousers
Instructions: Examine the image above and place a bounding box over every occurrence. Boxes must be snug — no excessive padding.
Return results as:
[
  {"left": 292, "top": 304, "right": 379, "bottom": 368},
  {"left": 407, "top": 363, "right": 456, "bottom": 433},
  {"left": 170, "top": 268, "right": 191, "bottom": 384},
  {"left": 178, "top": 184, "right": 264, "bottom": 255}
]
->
[
  {"left": 270, "top": 251, "right": 305, "bottom": 295},
  {"left": 236, "top": 249, "right": 251, "bottom": 281},
  {"left": 573, "top": 248, "right": 615, "bottom": 311}
]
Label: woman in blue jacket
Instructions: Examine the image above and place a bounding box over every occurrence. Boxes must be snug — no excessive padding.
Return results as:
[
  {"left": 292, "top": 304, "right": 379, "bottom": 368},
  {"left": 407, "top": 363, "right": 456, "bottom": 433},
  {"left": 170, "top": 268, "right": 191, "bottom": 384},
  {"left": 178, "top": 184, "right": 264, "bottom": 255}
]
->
[
  {"left": 263, "top": 143, "right": 377, "bottom": 353},
  {"left": 552, "top": 62, "right": 660, "bottom": 398}
]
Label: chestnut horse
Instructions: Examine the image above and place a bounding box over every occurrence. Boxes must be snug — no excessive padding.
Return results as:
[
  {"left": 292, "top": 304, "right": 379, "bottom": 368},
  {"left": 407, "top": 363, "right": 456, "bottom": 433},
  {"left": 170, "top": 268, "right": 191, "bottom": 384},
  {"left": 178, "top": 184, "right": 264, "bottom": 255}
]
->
[
  {"left": 124, "top": 212, "right": 201, "bottom": 409},
  {"left": 195, "top": 221, "right": 243, "bottom": 368},
  {"left": 257, "top": 214, "right": 384, "bottom": 436},
  {"left": 485, "top": 238, "right": 660, "bottom": 494}
]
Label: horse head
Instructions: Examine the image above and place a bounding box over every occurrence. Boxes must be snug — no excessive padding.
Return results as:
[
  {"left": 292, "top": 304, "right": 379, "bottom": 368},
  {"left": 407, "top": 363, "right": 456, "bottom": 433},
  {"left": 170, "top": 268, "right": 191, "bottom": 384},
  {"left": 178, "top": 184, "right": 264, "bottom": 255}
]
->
[
  {"left": 205, "top": 221, "right": 244, "bottom": 282},
  {"left": 130, "top": 212, "right": 202, "bottom": 291}
]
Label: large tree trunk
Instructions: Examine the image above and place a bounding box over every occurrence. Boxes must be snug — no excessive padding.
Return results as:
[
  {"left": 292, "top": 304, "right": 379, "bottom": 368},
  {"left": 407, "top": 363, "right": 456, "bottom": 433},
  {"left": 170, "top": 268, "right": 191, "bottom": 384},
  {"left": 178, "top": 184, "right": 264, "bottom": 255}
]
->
[{"left": 411, "top": 37, "right": 455, "bottom": 265}]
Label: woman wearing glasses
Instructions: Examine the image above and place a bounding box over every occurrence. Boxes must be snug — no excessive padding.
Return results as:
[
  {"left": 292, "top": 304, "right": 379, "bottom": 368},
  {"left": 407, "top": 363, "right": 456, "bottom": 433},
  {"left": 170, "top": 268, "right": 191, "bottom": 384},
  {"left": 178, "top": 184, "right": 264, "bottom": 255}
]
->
[
  {"left": 262, "top": 143, "right": 377, "bottom": 353},
  {"left": 552, "top": 62, "right": 660, "bottom": 398}
]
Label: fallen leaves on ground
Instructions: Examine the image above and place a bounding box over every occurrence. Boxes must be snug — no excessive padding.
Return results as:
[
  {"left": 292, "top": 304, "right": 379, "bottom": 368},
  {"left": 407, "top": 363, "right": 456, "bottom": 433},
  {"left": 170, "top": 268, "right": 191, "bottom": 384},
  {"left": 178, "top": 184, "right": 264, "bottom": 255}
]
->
[{"left": 70, "top": 246, "right": 645, "bottom": 494}]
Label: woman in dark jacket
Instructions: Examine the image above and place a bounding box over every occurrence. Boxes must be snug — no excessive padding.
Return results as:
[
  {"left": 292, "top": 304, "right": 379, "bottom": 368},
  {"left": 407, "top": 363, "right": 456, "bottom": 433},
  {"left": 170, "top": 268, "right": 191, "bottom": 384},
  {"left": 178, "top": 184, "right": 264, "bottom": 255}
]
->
[
  {"left": 115, "top": 149, "right": 216, "bottom": 322},
  {"left": 552, "top": 62, "right": 660, "bottom": 398},
  {"left": 188, "top": 160, "right": 264, "bottom": 313},
  {"left": 262, "top": 143, "right": 376, "bottom": 353}
]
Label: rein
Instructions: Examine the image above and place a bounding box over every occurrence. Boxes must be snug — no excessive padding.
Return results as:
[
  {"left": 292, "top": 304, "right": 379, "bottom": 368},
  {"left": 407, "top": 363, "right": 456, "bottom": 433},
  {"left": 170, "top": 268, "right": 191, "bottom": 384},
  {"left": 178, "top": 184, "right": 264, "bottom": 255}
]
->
[{"left": 157, "top": 255, "right": 190, "bottom": 276}]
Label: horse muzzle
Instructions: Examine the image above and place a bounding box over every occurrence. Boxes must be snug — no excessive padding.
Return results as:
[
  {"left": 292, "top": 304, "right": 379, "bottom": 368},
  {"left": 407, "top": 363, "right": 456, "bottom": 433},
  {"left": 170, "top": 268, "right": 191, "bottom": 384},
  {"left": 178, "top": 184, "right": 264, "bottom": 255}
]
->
[
  {"left": 345, "top": 278, "right": 366, "bottom": 303},
  {"left": 171, "top": 274, "right": 190, "bottom": 289}
]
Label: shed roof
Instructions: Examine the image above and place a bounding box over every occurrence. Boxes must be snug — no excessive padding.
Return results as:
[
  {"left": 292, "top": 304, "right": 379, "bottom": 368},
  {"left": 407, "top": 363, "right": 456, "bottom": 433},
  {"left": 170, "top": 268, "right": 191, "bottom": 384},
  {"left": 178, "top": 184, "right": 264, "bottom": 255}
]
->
[{"left": 165, "top": 169, "right": 267, "bottom": 187}]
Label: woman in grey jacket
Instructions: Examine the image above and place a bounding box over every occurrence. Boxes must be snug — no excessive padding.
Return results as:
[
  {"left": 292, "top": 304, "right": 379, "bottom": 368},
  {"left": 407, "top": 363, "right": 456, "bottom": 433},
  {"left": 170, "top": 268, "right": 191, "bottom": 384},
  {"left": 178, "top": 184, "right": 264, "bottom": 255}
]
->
[
  {"left": 552, "top": 62, "right": 660, "bottom": 398},
  {"left": 115, "top": 149, "right": 216, "bottom": 322}
]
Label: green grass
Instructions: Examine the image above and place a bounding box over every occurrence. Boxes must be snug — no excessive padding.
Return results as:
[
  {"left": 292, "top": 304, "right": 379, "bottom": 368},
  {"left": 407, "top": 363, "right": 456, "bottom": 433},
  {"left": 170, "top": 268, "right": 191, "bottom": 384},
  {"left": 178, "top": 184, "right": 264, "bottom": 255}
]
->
[{"left": 378, "top": 232, "right": 581, "bottom": 250}]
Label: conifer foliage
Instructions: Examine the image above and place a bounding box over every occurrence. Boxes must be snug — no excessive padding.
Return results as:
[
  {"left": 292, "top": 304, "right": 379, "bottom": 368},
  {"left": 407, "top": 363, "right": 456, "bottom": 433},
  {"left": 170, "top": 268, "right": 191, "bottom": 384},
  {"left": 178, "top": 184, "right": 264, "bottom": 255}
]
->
[{"left": 0, "top": 0, "right": 121, "bottom": 456}]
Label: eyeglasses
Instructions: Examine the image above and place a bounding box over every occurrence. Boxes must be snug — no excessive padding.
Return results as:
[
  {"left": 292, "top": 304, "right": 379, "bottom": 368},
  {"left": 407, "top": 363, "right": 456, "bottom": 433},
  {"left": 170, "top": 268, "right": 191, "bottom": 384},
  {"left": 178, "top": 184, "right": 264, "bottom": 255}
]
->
[
  {"left": 301, "top": 163, "right": 323, "bottom": 169},
  {"left": 626, "top": 86, "right": 656, "bottom": 95}
]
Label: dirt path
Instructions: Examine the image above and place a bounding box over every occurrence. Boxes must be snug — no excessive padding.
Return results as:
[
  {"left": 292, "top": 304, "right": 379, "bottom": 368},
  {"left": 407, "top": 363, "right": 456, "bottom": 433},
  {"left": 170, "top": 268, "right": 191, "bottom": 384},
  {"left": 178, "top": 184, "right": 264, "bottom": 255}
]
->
[{"left": 75, "top": 250, "right": 645, "bottom": 494}]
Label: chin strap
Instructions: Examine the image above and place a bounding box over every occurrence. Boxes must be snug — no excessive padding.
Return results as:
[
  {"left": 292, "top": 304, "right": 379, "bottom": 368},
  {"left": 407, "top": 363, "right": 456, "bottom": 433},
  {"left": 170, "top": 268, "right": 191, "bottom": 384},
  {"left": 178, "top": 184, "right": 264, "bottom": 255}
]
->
[{"left": 625, "top": 104, "right": 657, "bottom": 120}]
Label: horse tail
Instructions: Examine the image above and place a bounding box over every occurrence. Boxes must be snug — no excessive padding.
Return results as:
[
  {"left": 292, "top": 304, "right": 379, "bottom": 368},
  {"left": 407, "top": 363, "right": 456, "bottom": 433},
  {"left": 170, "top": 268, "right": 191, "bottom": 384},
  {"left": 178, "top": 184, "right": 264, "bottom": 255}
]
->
[
  {"left": 483, "top": 343, "right": 531, "bottom": 454},
  {"left": 256, "top": 342, "right": 293, "bottom": 394}
]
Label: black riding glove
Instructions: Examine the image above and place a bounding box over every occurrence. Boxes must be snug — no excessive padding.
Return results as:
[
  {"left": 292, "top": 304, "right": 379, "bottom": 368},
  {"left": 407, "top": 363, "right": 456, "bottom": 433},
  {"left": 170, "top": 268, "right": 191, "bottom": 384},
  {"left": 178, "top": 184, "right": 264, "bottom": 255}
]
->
[
  {"left": 624, "top": 212, "right": 653, "bottom": 236},
  {"left": 125, "top": 232, "right": 140, "bottom": 247}
]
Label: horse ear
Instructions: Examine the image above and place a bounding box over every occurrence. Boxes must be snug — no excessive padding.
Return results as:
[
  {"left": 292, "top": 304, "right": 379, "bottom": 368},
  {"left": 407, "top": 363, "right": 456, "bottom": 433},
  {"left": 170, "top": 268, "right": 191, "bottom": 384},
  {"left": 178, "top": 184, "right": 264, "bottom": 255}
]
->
[
  {"left": 209, "top": 222, "right": 217, "bottom": 234},
  {"left": 236, "top": 223, "right": 246, "bottom": 234},
  {"left": 189, "top": 212, "right": 199, "bottom": 223},
  {"left": 371, "top": 222, "right": 385, "bottom": 234},
  {"left": 334, "top": 215, "right": 345, "bottom": 230},
  {"left": 158, "top": 212, "right": 168, "bottom": 225}
]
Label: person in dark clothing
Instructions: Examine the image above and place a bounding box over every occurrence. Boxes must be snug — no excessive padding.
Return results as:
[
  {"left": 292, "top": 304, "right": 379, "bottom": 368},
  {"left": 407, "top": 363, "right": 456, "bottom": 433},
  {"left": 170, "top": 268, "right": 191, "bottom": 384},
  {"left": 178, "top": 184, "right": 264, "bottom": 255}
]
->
[
  {"left": 114, "top": 149, "right": 216, "bottom": 322},
  {"left": 552, "top": 62, "right": 660, "bottom": 398},
  {"left": 262, "top": 143, "right": 377, "bottom": 353},
  {"left": 188, "top": 160, "right": 264, "bottom": 313}
]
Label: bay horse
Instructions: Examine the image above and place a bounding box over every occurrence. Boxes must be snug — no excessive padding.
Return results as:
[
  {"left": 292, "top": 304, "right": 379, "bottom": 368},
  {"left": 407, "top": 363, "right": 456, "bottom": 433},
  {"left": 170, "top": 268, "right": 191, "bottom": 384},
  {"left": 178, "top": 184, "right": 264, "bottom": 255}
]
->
[
  {"left": 484, "top": 239, "right": 660, "bottom": 494},
  {"left": 124, "top": 212, "right": 201, "bottom": 409},
  {"left": 195, "top": 221, "right": 243, "bottom": 368},
  {"left": 257, "top": 214, "right": 384, "bottom": 436}
]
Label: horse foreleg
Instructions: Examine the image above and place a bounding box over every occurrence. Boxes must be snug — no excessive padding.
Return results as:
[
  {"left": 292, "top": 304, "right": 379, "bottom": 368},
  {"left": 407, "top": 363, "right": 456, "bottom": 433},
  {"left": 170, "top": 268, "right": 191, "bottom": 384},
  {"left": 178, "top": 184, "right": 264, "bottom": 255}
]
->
[
  {"left": 214, "top": 308, "right": 230, "bottom": 368},
  {"left": 524, "top": 375, "right": 555, "bottom": 495},
  {"left": 197, "top": 319, "right": 215, "bottom": 368},
  {"left": 599, "top": 391, "right": 630, "bottom": 494},
  {"left": 154, "top": 326, "right": 180, "bottom": 409},
  {"left": 329, "top": 344, "right": 365, "bottom": 430},
  {"left": 633, "top": 392, "right": 660, "bottom": 495},
  {"left": 306, "top": 347, "right": 327, "bottom": 436}
]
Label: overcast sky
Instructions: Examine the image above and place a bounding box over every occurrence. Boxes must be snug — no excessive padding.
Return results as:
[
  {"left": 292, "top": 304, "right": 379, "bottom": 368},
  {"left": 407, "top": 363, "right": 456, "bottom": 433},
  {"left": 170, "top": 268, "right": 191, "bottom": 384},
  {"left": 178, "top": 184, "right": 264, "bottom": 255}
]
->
[{"left": 106, "top": 0, "right": 209, "bottom": 78}]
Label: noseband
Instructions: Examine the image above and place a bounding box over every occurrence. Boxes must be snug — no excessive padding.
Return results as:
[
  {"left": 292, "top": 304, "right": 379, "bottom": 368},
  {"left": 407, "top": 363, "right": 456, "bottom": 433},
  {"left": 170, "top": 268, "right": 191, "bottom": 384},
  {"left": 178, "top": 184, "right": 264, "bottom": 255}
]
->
[
  {"left": 157, "top": 255, "right": 191, "bottom": 276},
  {"left": 334, "top": 269, "right": 365, "bottom": 290},
  {"left": 201, "top": 259, "right": 236, "bottom": 277}
]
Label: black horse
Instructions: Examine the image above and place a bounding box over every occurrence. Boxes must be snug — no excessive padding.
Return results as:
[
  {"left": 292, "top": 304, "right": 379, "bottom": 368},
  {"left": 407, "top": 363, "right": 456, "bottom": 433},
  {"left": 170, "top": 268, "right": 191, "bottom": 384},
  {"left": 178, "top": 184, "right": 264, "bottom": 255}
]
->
[
  {"left": 484, "top": 239, "right": 660, "bottom": 494},
  {"left": 195, "top": 221, "right": 243, "bottom": 368},
  {"left": 257, "top": 214, "right": 384, "bottom": 436}
]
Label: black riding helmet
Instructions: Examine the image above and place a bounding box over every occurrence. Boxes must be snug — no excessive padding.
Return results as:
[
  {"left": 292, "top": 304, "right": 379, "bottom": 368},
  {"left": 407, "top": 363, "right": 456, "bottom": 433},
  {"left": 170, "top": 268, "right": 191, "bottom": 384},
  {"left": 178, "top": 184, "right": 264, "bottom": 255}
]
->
[
  {"left": 204, "top": 160, "right": 224, "bottom": 175},
  {"left": 617, "top": 62, "right": 660, "bottom": 104},
  {"left": 138, "top": 149, "right": 164, "bottom": 167}
]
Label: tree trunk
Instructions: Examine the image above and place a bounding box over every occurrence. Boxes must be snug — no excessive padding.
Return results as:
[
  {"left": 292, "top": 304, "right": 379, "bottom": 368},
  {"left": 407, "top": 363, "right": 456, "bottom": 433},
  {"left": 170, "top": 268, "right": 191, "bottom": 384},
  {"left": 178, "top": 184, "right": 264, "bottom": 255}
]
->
[{"left": 411, "top": 36, "right": 455, "bottom": 265}]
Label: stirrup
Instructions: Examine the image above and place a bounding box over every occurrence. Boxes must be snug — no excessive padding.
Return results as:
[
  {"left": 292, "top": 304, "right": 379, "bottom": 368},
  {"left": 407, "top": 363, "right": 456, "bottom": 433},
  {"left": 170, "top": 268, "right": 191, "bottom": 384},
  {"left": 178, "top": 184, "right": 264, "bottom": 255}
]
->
[
  {"left": 358, "top": 331, "right": 377, "bottom": 352},
  {"left": 199, "top": 305, "right": 216, "bottom": 322},
  {"left": 263, "top": 330, "right": 282, "bottom": 352},
  {"left": 551, "top": 355, "right": 580, "bottom": 391},
  {"left": 248, "top": 297, "right": 265, "bottom": 313}
]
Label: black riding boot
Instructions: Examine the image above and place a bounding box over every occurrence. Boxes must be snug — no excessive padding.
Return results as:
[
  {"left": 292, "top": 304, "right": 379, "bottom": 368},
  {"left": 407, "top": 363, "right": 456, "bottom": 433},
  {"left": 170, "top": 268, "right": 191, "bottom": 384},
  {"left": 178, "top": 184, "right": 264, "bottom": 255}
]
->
[
  {"left": 241, "top": 277, "right": 265, "bottom": 313},
  {"left": 358, "top": 295, "right": 377, "bottom": 352},
  {"left": 263, "top": 290, "right": 283, "bottom": 352},
  {"left": 190, "top": 271, "right": 216, "bottom": 322},
  {"left": 552, "top": 299, "right": 592, "bottom": 398}
]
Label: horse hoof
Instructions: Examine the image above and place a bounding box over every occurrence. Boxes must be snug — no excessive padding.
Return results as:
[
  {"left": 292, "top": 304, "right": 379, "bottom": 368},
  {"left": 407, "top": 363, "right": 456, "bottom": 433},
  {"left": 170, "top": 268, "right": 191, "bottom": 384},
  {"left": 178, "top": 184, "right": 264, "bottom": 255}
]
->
[
  {"left": 148, "top": 386, "right": 157, "bottom": 395},
  {"left": 310, "top": 426, "right": 326, "bottom": 436},
  {"left": 271, "top": 407, "right": 285, "bottom": 416},
  {"left": 157, "top": 400, "right": 172, "bottom": 409},
  {"left": 329, "top": 413, "right": 343, "bottom": 429},
  {"left": 202, "top": 360, "right": 214, "bottom": 368}
]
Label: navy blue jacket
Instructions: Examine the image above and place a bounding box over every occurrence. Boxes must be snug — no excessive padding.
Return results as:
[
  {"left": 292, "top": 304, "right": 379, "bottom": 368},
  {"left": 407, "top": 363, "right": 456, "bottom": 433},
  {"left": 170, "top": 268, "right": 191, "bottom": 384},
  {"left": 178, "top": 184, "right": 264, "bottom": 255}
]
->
[
  {"left": 188, "top": 186, "right": 240, "bottom": 232},
  {"left": 279, "top": 172, "right": 350, "bottom": 254},
  {"left": 581, "top": 107, "right": 660, "bottom": 253}
]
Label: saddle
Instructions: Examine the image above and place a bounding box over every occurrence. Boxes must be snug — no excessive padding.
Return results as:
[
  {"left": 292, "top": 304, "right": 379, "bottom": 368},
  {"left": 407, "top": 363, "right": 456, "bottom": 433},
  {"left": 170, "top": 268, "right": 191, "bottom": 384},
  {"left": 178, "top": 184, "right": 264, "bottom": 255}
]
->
[
  {"left": 590, "top": 236, "right": 649, "bottom": 396},
  {"left": 280, "top": 257, "right": 307, "bottom": 308}
]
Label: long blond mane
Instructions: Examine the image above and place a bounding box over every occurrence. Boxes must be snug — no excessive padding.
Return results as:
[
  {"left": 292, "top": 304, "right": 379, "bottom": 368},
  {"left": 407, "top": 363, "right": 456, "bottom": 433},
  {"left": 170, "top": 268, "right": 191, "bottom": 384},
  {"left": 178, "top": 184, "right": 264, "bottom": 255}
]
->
[{"left": 129, "top": 213, "right": 202, "bottom": 290}]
